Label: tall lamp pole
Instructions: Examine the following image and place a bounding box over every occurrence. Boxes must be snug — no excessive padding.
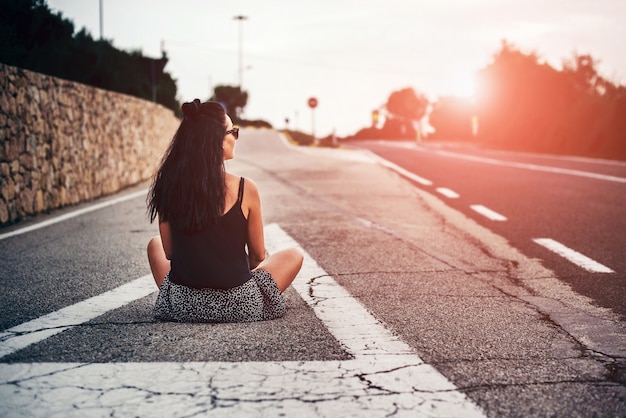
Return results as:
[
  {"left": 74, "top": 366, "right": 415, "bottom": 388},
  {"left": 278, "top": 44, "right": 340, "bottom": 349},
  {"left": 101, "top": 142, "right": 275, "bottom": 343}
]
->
[
  {"left": 233, "top": 15, "right": 248, "bottom": 89},
  {"left": 99, "top": 0, "right": 103, "bottom": 40}
]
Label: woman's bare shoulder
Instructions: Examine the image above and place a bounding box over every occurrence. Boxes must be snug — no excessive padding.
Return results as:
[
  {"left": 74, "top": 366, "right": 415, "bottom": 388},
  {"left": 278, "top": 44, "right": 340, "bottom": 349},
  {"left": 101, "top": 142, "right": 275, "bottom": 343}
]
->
[
  {"left": 224, "top": 173, "right": 260, "bottom": 200},
  {"left": 242, "top": 177, "right": 260, "bottom": 203},
  {"left": 242, "top": 177, "right": 259, "bottom": 190}
]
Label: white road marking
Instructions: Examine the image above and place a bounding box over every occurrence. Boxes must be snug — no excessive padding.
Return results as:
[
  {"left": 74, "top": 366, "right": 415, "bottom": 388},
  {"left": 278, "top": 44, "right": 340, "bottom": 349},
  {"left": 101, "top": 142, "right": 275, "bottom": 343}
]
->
[
  {"left": 437, "top": 187, "right": 460, "bottom": 198},
  {"left": 0, "top": 224, "right": 485, "bottom": 417},
  {"left": 533, "top": 238, "right": 614, "bottom": 273},
  {"left": 0, "top": 360, "right": 482, "bottom": 416},
  {"left": 377, "top": 140, "right": 626, "bottom": 168},
  {"left": 0, "top": 275, "right": 155, "bottom": 359},
  {"left": 0, "top": 189, "right": 148, "bottom": 241},
  {"left": 470, "top": 204, "right": 508, "bottom": 221},
  {"left": 429, "top": 149, "right": 626, "bottom": 184},
  {"left": 265, "top": 223, "right": 415, "bottom": 358},
  {"left": 375, "top": 157, "right": 433, "bottom": 185}
]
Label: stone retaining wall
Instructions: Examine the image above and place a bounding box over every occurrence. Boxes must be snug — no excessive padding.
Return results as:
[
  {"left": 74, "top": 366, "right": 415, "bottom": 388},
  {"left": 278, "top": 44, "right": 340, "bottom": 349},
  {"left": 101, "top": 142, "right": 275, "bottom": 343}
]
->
[{"left": 0, "top": 63, "right": 180, "bottom": 226}]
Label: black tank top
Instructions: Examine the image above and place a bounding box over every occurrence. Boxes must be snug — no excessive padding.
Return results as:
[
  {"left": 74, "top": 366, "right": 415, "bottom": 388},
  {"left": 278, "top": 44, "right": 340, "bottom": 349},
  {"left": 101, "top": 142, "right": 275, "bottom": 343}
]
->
[{"left": 169, "top": 177, "right": 252, "bottom": 289}]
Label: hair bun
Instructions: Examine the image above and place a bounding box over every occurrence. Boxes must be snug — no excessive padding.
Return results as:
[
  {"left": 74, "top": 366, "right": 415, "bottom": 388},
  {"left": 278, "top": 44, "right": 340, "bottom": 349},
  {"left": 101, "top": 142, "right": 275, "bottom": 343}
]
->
[{"left": 182, "top": 99, "right": 202, "bottom": 118}]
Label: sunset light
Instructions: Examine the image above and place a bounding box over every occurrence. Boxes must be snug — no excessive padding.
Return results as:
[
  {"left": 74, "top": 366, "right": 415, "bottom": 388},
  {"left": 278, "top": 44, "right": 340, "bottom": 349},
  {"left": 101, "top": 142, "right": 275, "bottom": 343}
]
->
[
  {"left": 41, "top": 0, "right": 626, "bottom": 138},
  {"left": 450, "top": 71, "right": 478, "bottom": 101},
  {"left": 1, "top": 2, "right": 625, "bottom": 416}
]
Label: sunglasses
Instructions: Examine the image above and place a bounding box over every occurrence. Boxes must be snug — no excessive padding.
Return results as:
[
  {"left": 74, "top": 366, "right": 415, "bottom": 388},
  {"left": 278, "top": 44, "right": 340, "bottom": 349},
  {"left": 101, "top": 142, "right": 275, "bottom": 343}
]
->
[{"left": 225, "top": 127, "right": 239, "bottom": 140}]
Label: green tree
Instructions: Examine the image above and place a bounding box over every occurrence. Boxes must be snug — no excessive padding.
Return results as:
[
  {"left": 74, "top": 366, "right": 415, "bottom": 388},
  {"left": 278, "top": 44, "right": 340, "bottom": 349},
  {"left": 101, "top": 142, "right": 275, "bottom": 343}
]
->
[
  {"left": 0, "top": 0, "right": 74, "bottom": 76},
  {"left": 0, "top": 0, "right": 180, "bottom": 115},
  {"left": 475, "top": 40, "right": 626, "bottom": 160},
  {"left": 563, "top": 54, "right": 606, "bottom": 96},
  {"left": 385, "top": 87, "right": 428, "bottom": 121},
  {"left": 382, "top": 87, "right": 429, "bottom": 139},
  {"left": 211, "top": 85, "right": 248, "bottom": 122}
]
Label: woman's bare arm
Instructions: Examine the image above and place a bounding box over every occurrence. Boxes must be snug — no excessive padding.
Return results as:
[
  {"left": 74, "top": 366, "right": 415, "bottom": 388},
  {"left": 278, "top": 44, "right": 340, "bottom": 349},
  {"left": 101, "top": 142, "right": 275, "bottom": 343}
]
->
[{"left": 158, "top": 219, "right": 173, "bottom": 260}]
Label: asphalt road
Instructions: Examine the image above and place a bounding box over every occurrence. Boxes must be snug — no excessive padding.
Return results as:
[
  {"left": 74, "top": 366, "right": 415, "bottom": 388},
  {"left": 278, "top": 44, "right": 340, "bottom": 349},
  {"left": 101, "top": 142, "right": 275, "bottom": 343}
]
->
[
  {"left": 0, "top": 131, "right": 624, "bottom": 417},
  {"left": 353, "top": 139, "right": 626, "bottom": 321}
]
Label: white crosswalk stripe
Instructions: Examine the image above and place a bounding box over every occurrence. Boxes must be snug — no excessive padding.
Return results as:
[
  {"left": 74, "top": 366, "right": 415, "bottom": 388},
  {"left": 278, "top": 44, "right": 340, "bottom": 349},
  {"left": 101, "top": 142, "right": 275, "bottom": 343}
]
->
[{"left": 0, "top": 224, "right": 485, "bottom": 417}]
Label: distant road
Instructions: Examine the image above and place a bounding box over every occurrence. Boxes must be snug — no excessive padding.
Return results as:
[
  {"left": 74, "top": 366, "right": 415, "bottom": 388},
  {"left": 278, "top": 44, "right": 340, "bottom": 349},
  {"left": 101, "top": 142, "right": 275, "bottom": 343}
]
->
[{"left": 353, "top": 140, "right": 626, "bottom": 320}]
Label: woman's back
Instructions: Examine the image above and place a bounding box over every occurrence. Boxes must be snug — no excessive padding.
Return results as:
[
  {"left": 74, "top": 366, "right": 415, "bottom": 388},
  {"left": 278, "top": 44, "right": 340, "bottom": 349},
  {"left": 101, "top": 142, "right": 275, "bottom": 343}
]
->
[{"left": 169, "top": 177, "right": 251, "bottom": 290}]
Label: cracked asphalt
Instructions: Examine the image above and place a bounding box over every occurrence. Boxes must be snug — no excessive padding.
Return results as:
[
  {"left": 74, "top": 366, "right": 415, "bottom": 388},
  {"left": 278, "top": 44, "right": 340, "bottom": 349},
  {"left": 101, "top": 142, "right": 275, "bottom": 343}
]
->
[{"left": 0, "top": 129, "right": 625, "bottom": 417}]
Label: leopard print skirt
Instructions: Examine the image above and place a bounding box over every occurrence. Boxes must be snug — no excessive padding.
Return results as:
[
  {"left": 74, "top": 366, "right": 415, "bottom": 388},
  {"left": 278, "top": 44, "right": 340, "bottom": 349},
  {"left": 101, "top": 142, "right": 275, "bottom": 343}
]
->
[{"left": 153, "top": 269, "right": 286, "bottom": 323}]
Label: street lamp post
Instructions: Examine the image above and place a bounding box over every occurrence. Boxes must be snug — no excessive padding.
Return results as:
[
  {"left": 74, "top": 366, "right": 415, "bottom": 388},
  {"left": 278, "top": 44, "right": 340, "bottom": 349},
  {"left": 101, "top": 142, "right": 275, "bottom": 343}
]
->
[
  {"left": 99, "top": 0, "right": 103, "bottom": 40},
  {"left": 233, "top": 15, "right": 248, "bottom": 89}
]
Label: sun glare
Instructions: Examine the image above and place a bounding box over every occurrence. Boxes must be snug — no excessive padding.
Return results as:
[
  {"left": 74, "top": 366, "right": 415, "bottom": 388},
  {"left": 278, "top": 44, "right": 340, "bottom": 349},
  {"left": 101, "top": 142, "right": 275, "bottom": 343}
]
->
[{"left": 450, "top": 72, "right": 477, "bottom": 101}]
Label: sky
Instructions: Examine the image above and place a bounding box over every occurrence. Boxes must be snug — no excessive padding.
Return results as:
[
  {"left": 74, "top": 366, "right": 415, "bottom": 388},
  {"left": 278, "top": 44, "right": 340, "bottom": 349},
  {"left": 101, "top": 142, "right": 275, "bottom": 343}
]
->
[{"left": 46, "top": 0, "right": 626, "bottom": 138}]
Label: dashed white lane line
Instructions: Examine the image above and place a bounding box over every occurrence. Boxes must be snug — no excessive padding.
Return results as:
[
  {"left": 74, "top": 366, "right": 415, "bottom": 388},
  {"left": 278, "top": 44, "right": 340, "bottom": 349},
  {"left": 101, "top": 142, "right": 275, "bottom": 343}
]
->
[
  {"left": 373, "top": 154, "right": 613, "bottom": 275},
  {"left": 470, "top": 204, "right": 508, "bottom": 221},
  {"left": 436, "top": 187, "right": 460, "bottom": 198},
  {"left": 0, "top": 224, "right": 485, "bottom": 417},
  {"left": 533, "top": 238, "right": 614, "bottom": 273},
  {"left": 0, "top": 189, "right": 148, "bottom": 241},
  {"left": 375, "top": 157, "right": 433, "bottom": 186},
  {"left": 369, "top": 150, "right": 616, "bottom": 277},
  {"left": 293, "top": 140, "right": 617, "bottom": 279}
]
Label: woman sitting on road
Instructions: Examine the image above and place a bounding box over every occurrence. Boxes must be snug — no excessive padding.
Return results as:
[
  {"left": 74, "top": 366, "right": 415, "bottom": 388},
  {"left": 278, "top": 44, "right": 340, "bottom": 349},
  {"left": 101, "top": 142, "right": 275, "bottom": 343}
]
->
[{"left": 146, "top": 99, "right": 303, "bottom": 323}]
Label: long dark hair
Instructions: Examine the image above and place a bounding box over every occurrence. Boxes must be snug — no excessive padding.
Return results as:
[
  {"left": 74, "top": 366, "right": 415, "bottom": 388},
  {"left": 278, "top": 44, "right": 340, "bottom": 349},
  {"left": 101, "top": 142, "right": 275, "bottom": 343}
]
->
[{"left": 147, "top": 99, "right": 227, "bottom": 231}]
